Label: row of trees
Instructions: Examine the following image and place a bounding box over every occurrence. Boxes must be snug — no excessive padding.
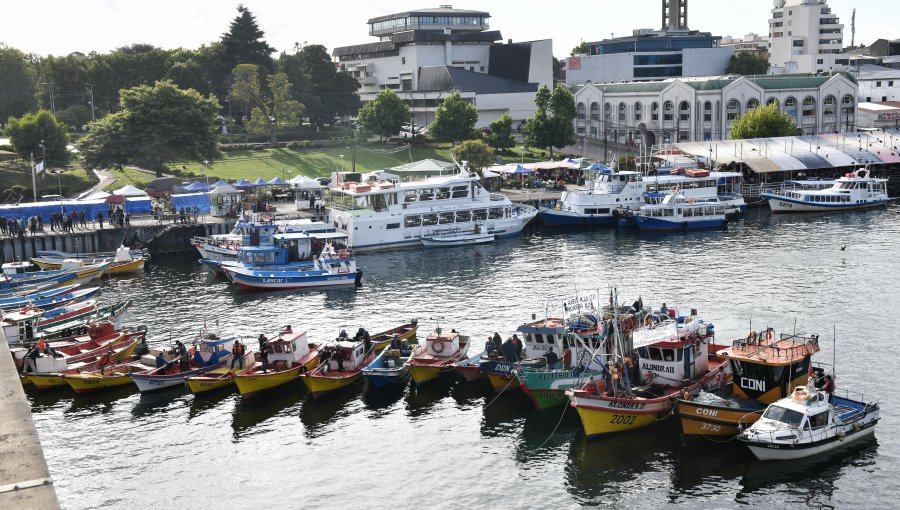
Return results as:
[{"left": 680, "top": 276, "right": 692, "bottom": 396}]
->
[{"left": 0, "top": 5, "right": 360, "bottom": 134}]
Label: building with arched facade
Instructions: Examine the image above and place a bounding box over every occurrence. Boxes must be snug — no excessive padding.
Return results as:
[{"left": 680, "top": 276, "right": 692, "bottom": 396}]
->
[{"left": 572, "top": 73, "right": 857, "bottom": 147}]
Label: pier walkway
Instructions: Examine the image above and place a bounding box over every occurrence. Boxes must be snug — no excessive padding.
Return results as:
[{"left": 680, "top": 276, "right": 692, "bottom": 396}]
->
[{"left": 0, "top": 337, "right": 60, "bottom": 509}]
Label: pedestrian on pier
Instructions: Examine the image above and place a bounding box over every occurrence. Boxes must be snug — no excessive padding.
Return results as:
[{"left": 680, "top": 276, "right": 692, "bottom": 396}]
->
[
  {"left": 0, "top": 216, "right": 7, "bottom": 236},
  {"left": 79, "top": 209, "right": 86, "bottom": 228},
  {"left": 97, "top": 211, "right": 104, "bottom": 229},
  {"left": 36, "top": 215, "right": 43, "bottom": 231},
  {"left": 125, "top": 213, "right": 131, "bottom": 227}
]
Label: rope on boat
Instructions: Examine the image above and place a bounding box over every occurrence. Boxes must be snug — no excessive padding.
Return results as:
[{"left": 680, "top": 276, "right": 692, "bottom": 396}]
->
[
  {"left": 535, "top": 403, "right": 568, "bottom": 450},
  {"left": 441, "top": 372, "right": 519, "bottom": 431}
]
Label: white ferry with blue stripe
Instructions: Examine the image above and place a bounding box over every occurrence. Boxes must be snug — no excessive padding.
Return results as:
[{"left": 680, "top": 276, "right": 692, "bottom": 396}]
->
[
  {"left": 540, "top": 167, "right": 745, "bottom": 226},
  {"left": 761, "top": 168, "right": 888, "bottom": 213},
  {"left": 633, "top": 193, "right": 728, "bottom": 232},
  {"left": 326, "top": 166, "right": 537, "bottom": 252}
]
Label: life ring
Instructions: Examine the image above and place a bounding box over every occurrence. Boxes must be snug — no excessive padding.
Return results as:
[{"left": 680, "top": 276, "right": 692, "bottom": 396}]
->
[{"left": 431, "top": 340, "right": 445, "bottom": 353}]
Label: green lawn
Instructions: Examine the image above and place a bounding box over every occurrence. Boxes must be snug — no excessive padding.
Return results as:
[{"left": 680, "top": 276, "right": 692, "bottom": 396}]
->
[
  {"left": 101, "top": 166, "right": 156, "bottom": 191},
  {"left": 172, "top": 143, "right": 546, "bottom": 181},
  {"left": 0, "top": 160, "right": 94, "bottom": 198}
]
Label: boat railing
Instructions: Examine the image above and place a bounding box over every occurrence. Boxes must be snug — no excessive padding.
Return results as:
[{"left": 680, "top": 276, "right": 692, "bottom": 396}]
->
[
  {"left": 833, "top": 387, "right": 880, "bottom": 406},
  {"left": 741, "top": 182, "right": 790, "bottom": 198}
]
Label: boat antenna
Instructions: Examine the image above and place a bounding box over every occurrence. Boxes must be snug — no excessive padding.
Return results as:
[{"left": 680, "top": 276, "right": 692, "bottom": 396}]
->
[
  {"left": 793, "top": 317, "right": 797, "bottom": 337},
  {"left": 833, "top": 324, "right": 836, "bottom": 381}
]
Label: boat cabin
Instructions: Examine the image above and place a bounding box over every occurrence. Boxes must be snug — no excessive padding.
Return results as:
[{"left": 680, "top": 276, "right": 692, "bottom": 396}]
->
[
  {"left": 639, "top": 194, "right": 726, "bottom": 219},
  {"left": 193, "top": 335, "right": 237, "bottom": 365},
  {"left": 426, "top": 329, "right": 460, "bottom": 357},
  {"left": 2, "top": 261, "right": 36, "bottom": 275},
  {"left": 634, "top": 319, "right": 711, "bottom": 386},
  {"left": 326, "top": 340, "right": 367, "bottom": 371},
  {"left": 1, "top": 308, "right": 43, "bottom": 346},
  {"left": 517, "top": 318, "right": 567, "bottom": 357},
  {"left": 588, "top": 170, "right": 643, "bottom": 194},
  {"left": 265, "top": 331, "right": 311, "bottom": 369},
  {"left": 718, "top": 330, "right": 819, "bottom": 404},
  {"left": 237, "top": 232, "right": 351, "bottom": 266}
]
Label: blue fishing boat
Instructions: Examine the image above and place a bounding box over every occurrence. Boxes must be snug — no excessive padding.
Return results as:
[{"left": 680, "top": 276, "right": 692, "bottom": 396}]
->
[
  {"left": 633, "top": 193, "right": 727, "bottom": 232},
  {"left": 0, "top": 284, "right": 79, "bottom": 309},
  {"left": 0, "top": 269, "right": 78, "bottom": 291},
  {"left": 363, "top": 343, "right": 421, "bottom": 388},
  {"left": 0, "top": 286, "right": 100, "bottom": 313}
]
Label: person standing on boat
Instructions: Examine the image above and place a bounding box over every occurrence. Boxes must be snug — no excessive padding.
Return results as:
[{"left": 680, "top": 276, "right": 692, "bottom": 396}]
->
[
  {"left": 817, "top": 374, "right": 835, "bottom": 404},
  {"left": 175, "top": 341, "right": 189, "bottom": 371},
  {"left": 231, "top": 340, "right": 245, "bottom": 369},
  {"left": 502, "top": 337, "right": 518, "bottom": 363},
  {"left": 333, "top": 346, "right": 345, "bottom": 372},
  {"left": 391, "top": 335, "right": 403, "bottom": 351},
  {"left": 544, "top": 347, "right": 559, "bottom": 367},
  {"left": 363, "top": 334, "right": 373, "bottom": 357},
  {"left": 258, "top": 334, "right": 269, "bottom": 373},
  {"left": 512, "top": 334, "right": 523, "bottom": 360},
  {"left": 22, "top": 344, "right": 40, "bottom": 373}
]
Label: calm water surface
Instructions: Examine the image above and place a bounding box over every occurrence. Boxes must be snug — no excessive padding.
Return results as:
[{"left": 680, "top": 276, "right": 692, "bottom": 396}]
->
[{"left": 27, "top": 207, "right": 900, "bottom": 509}]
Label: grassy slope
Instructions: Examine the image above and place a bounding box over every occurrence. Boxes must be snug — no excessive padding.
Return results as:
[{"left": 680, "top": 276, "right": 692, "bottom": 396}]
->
[
  {"left": 0, "top": 161, "right": 94, "bottom": 197},
  {"left": 173, "top": 144, "right": 544, "bottom": 180},
  {"left": 101, "top": 167, "right": 156, "bottom": 191}
]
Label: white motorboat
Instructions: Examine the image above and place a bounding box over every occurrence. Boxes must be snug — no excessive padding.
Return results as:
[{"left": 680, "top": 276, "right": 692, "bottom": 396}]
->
[
  {"left": 420, "top": 228, "right": 494, "bottom": 247},
  {"left": 738, "top": 384, "right": 880, "bottom": 461},
  {"left": 327, "top": 163, "right": 537, "bottom": 252},
  {"left": 761, "top": 167, "right": 889, "bottom": 213},
  {"left": 192, "top": 217, "right": 334, "bottom": 262}
]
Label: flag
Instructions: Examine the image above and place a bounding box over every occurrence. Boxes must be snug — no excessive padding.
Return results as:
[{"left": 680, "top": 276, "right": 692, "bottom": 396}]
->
[{"left": 35, "top": 161, "right": 45, "bottom": 175}]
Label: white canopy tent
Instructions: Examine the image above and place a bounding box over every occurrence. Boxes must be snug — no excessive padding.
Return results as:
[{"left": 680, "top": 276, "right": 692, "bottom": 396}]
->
[
  {"left": 208, "top": 183, "right": 244, "bottom": 217},
  {"left": 113, "top": 184, "right": 149, "bottom": 197},
  {"left": 290, "top": 175, "right": 325, "bottom": 211},
  {"left": 78, "top": 189, "right": 110, "bottom": 200}
]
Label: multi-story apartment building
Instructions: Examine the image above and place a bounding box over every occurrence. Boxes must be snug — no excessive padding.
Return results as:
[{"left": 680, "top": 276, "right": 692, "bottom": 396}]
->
[{"left": 769, "top": 0, "right": 844, "bottom": 74}]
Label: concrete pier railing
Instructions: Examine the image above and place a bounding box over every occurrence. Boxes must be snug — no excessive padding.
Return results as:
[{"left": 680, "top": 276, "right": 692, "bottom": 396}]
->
[{"left": 0, "top": 337, "right": 60, "bottom": 509}]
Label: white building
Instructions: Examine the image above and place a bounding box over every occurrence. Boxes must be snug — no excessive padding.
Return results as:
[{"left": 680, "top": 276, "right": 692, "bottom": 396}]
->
[
  {"left": 565, "top": 1, "right": 732, "bottom": 86},
  {"left": 768, "top": 0, "right": 844, "bottom": 74},
  {"left": 851, "top": 65, "right": 900, "bottom": 103},
  {"left": 572, "top": 73, "right": 858, "bottom": 146},
  {"left": 721, "top": 34, "right": 770, "bottom": 58},
  {"left": 333, "top": 6, "right": 552, "bottom": 128},
  {"left": 857, "top": 102, "right": 900, "bottom": 130}
]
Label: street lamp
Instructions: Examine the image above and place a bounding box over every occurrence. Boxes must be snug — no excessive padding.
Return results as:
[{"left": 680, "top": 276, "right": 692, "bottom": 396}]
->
[
  {"left": 339, "top": 154, "right": 345, "bottom": 172},
  {"left": 84, "top": 83, "right": 96, "bottom": 122}
]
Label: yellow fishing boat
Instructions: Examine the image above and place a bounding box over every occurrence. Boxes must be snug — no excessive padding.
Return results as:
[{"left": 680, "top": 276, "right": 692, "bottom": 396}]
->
[
  {"left": 301, "top": 340, "right": 371, "bottom": 398},
  {"left": 185, "top": 351, "right": 255, "bottom": 394},
  {"left": 33, "top": 247, "right": 145, "bottom": 276},
  {"left": 64, "top": 362, "right": 148, "bottom": 394},
  {"left": 406, "top": 327, "right": 470, "bottom": 386},
  {"left": 23, "top": 333, "right": 139, "bottom": 391},
  {"left": 233, "top": 332, "right": 319, "bottom": 399}
]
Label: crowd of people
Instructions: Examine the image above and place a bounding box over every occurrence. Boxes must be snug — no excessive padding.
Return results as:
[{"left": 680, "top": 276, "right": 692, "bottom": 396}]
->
[{"left": 0, "top": 204, "right": 134, "bottom": 238}]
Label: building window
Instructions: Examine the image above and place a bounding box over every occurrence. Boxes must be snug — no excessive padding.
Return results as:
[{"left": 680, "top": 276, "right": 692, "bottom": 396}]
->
[
  {"left": 663, "top": 101, "right": 674, "bottom": 121},
  {"left": 726, "top": 99, "right": 741, "bottom": 121},
  {"left": 577, "top": 102, "right": 586, "bottom": 120},
  {"left": 884, "top": 96, "right": 888, "bottom": 102},
  {"left": 747, "top": 98, "right": 760, "bottom": 110},
  {"left": 634, "top": 102, "right": 643, "bottom": 122},
  {"left": 802, "top": 96, "right": 816, "bottom": 117},
  {"left": 703, "top": 101, "right": 712, "bottom": 121},
  {"left": 784, "top": 96, "right": 797, "bottom": 109},
  {"left": 604, "top": 103, "right": 612, "bottom": 121},
  {"left": 618, "top": 103, "right": 626, "bottom": 122},
  {"left": 793, "top": 40, "right": 804, "bottom": 47},
  {"left": 823, "top": 95, "right": 836, "bottom": 115},
  {"left": 651, "top": 102, "right": 659, "bottom": 121},
  {"left": 767, "top": 97, "right": 778, "bottom": 106},
  {"left": 817, "top": 58, "right": 823, "bottom": 64},
  {"left": 866, "top": 96, "right": 871, "bottom": 102},
  {"left": 876, "top": 81, "right": 882, "bottom": 87},
  {"left": 679, "top": 101, "right": 690, "bottom": 121},
  {"left": 480, "top": 66, "right": 484, "bottom": 72},
  {"left": 401, "top": 57, "right": 406, "bottom": 64},
  {"left": 590, "top": 102, "right": 600, "bottom": 120}
]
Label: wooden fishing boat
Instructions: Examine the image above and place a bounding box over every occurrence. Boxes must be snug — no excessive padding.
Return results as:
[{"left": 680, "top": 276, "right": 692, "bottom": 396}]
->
[
  {"left": 676, "top": 328, "right": 820, "bottom": 440},
  {"left": 0, "top": 283, "right": 80, "bottom": 310},
  {"left": 567, "top": 314, "right": 730, "bottom": 439},
  {"left": 405, "top": 327, "right": 470, "bottom": 386},
  {"left": 23, "top": 334, "right": 141, "bottom": 391},
  {"left": 3, "top": 260, "right": 110, "bottom": 285},
  {"left": 233, "top": 332, "right": 320, "bottom": 399},
  {"left": 64, "top": 361, "right": 150, "bottom": 394},
  {"left": 185, "top": 350, "right": 256, "bottom": 394},
  {"left": 453, "top": 350, "right": 486, "bottom": 383},
  {"left": 364, "top": 344, "right": 422, "bottom": 388},
  {"left": 129, "top": 334, "right": 238, "bottom": 393},
  {"left": 479, "top": 357, "right": 524, "bottom": 393},
  {"left": 370, "top": 322, "right": 418, "bottom": 352},
  {"left": 39, "top": 300, "right": 131, "bottom": 339},
  {"left": 32, "top": 246, "right": 147, "bottom": 275},
  {"left": 301, "top": 340, "right": 373, "bottom": 398},
  {"left": 0, "top": 287, "right": 100, "bottom": 314}
]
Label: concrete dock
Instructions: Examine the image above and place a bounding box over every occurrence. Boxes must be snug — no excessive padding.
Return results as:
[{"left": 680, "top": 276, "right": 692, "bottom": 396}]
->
[{"left": 0, "top": 338, "right": 60, "bottom": 509}]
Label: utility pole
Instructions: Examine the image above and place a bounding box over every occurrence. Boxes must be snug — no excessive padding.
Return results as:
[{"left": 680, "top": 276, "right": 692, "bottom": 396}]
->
[
  {"left": 85, "top": 83, "right": 96, "bottom": 122},
  {"left": 42, "top": 83, "right": 56, "bottom": 116},
  {"left": 30, "top": 153, "right": 37, "bottom": 202},
  {"left": 351, "top": 129, "right": 358, "bottom": 172}
]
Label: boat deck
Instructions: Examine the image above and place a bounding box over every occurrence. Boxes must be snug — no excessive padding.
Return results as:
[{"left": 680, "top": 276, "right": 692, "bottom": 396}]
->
[{"left": 722, "top": 332, "right": 819, "bottom": 364}]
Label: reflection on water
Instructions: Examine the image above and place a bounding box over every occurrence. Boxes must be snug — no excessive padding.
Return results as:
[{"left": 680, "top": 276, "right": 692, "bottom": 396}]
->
[{"left": 27, "top": 206, "right": 900, "bottom": 508}]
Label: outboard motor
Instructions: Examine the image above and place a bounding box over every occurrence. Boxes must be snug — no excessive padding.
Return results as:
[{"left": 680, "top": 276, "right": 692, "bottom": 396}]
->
[{"left": 355, "top": 269, "right": 363, "bottom": 287}]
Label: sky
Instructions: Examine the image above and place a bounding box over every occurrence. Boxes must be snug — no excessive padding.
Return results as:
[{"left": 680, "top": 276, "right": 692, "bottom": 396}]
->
[{"left": 1, "top": 0, "right": 895, "bottom": 59}]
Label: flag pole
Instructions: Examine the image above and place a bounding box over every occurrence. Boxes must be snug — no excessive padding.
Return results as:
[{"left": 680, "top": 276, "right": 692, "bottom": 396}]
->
[{"left": 31, "top": 153, "right": 38, "bottom": 202}]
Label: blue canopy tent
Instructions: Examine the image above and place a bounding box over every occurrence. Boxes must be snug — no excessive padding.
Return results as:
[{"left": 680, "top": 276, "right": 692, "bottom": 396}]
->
[
  {"left": 587, "top": 162, "right": 613, "bottom": 173},
  {"left": 212, "top": 179, "right": 229, "bottom": 188},
  {"left": 234, "top": 179, "right": 252, "bottom": 188},
  {"left": 170, "top": 193, "right": 211, "bottom": 213},
  {"left": 506, "top": 164, "right": 534, "bottom": 175},
  {"left": 183, "top": 181, "right": 210, "bottom": 192},
  {"left": 251, "top": 178, "right": 268, "bottom": 186},
  {"left": 0, "top": 197, "right": 151, "bottom": 222},
  {"left": 267, "top": 177, "right": 288, "bottom": 185}
]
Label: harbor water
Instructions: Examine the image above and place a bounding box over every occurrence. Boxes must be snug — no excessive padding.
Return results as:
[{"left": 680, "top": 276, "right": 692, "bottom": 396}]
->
[{"left": 26, "top": 207, "right": 899, "bottom": 509}]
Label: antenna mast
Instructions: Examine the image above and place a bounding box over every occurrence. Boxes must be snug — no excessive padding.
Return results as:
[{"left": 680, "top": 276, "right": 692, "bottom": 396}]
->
[{"left": 851, "top": 8, "right": 856, "bottom": 47}]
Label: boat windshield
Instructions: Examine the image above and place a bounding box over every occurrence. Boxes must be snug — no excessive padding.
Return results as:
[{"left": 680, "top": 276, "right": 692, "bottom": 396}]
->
[{"left": 763, "top": 405, "right": 804, "bottom": 427}]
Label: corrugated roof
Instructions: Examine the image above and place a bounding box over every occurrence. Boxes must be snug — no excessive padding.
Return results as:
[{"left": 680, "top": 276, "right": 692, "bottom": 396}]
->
[
  {"left": 333, "top": 40, "right": 396, "bottom": 57},
  {"left": 749, "top": 75, "right": 834, "bottom": 90},
  {"left": 592, "top": 82, "right": 669, "bottom": 93},
  {"left": 417, "top": 66, "right": 538, "bottom": 95}
]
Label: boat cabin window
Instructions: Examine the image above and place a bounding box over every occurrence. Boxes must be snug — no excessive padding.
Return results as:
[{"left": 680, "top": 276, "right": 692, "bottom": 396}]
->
[
  {"left": 763, "top": 405, "right": 804, "bottom": 427},
  {"left": 647, "top": 347, "right": 662, "bottom": 360},
  {"left": 405, "top": 215, "right": 422, "bottom": 228},
  {"left": 809, "top": 411, "right": 829, "bottom": 429},
  {"left": 451, "top": 185, "right": 468, "bottom": 198},
  {"left": 438, "top": 212, "right": 455, "bottom": 224},
  {"left": 584, "top": 208, "right": 611, "bottom": 215},
  {"left": 422, "top": 214, "right": 438, "bottom": 226},
  {"left": 418, "top": 189, "right": 435, "bottom": 201},
  {"left": 546, "top": 334, "right": 554, "bottom": 345},
  {"left": 436, "top": 187, "right": 451, "bottom": 200},
  {"left": 472, "top": 209, "right": 488, "bottom": 221},
  {"left": 534, "top": 334, "right": 544, "bottom": 344},
  {"left": 662, "top": 349, "right": 674, "bottom": 362},
  {"left": 488, "top": 208, "right": 504, "bottom": 220},
  {"left": 241, "top": 251, "right": 277, "bottom": 264},
  {"left": 455, "top": 210, "right": 471, "bottom": 222},
  {"left": 405, "top": 191, "right": 417, "bottom": 203}
]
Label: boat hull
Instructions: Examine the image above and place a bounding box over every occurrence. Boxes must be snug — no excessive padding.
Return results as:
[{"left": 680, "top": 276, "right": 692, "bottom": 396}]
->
[
  {"left": 129, "top": 362, "right": 224, "bottom": 393},
  {"left": 518, "top": 369, "right": 596, "bottom": 411},
  {"left": 27, "top": 373, "right": 69, "bottom": 391},
  {"left": 487, "top": 372, "right": 520, "bottom": 392},
  {"left": 229, "top": 272, "right": 358, "bottom": 291},
  {"left": 539, "top": 207, "right": 617, "bottom": 227},
  {"left": 234, "top": 366, "right": 306, "bottom": 399},
  {"left": 301, "top": 371, "right": 363, "bottom": 398},
  {"left": 454, "top": 365, "right": 484, "bottom": 383},
  {"left": 107, "top": 259, "right": 145, "bottom": 275},
  {"left": 64, "top": 373, "right": 135, "bottom": 394},
  {"left": 571, "top": 399, "right": 671, "bottom": 438},
  {"left": 407, "top": 364, "right": 445, "bottom": 386},
  {"left": 634, "top": 217, "right": 727, "bottom": 231},
  {"left": 763, "top": 194, "right": 889, "bottom": 213},
  {"left": 185, "top": 367, "right": 240, "bottom": 394},
  {"left": 676, "top": 399, "right": 763, "bottom": 438}
]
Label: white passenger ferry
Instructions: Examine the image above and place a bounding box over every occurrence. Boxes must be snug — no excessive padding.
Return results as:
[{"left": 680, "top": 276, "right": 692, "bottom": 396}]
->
[
  {"left": 540, "top": 168, "right": 745, "bottom": 226},
  {"left": 326, "top": 167, "right": 537, "bottom": 251},
  {"left": 761, "top": 167, "right": 889, "bottom": 213}
]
